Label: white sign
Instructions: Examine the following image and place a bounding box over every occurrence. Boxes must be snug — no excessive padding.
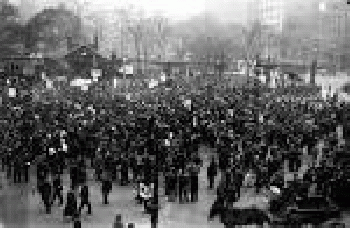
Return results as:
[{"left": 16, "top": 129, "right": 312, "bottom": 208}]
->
[
  {"left": 91, "top": 69, "right": 102, "bottom": 82},
  {"left": 70, "top": 78, "right": 92, "bottom": 90},
  {"left": 41, "top": 72, "right": 46, "bottom": 80},
  {"left": 8, "top": 88, "right": 16, "bottom": 97},
  {"left": 148, "top": 79, "right": 158, "bottom": 89},
  {"left": 164, "top": 139, "right": 171, "bottom": 147},
  {"left": 126, "top": 65, "right": 134, "bottom": 75},
  {"left": 120, "top": 65, "right": 134, "bottom": 75},
  {"left": 160, "top": 73, "right": 167, "bottom": 82},
  {"left": 183, "top": 99, "right": 191, "bottom": 110},
  {"left": 319, "top": 2, "right": 326, "bottom": 12},
  {"left": 45, "top": 80, "right": 53, "bottom": 89}
]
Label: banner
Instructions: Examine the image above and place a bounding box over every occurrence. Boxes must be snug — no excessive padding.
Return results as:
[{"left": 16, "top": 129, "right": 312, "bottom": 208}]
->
[
  {"left": 8, "top": 88, "right": 16, "bottom": 97},
  {"left": 91, "top": 69, "right": 102, "bottom": 82},
  {"left": 120, "top": 65, "right": 134, "bottom": 75}
]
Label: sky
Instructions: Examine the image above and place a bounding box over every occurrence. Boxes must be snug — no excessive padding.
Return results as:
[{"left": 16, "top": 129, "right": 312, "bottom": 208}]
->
[{"left": 11, "top": 0, "right": 249, "bottom": 24}]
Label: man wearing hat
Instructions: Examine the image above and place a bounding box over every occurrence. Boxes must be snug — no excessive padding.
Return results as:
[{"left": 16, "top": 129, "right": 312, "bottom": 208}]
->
[
  {"left": 207, "top": 156, "right": 218, "bottom": 190},
  {"left": 101, "top": 168, "right": 113, "bottom": 204},
  {"left": 189, "top": 160, "right": 200, "bottom": 203}
]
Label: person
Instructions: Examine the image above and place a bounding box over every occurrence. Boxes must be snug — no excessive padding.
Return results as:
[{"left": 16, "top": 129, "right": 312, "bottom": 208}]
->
[
  {"left": 164, "top": 164, "right": 171, "bottom": 197},
  {"left": 13, "top": 159, "right": 22, "bottom": 183},
  {"left": 79, "top": 185, "right": 92, "bottom": 215},
  {"left": 42, "top": 177, "right": 52, "bottom": 214},
  {"left": 229, "top": 167, "right": 244, "bottom": 203},
  {"left": 94, "top": 154, "right": 103, "bottom": 181},
  {"left": 23, "top": 160, "right": 30, "bottom": 183},
  {"left": 52, "top": 173, "right": 64, "bottom": 206},
  {"left": 77, "top": 160, "right": 87, "bottom": 187},
  {"left": 64, "top": 188, "right": 78, "bottom": 221},
  {"left": 113, "top": 214, "right": 123, "bottom": 228},
  {"left": 178, "top": 167, "right": 186, "bottom": 203},
  {"left": 243, "top": 168, "right": 256, "bottom": 194},
  {"left": 207, "top": 157, "right": 218, "bottom": 189},
  {"left": 101, "top": 170, "right": 112, "bottom": 204},
  {"left": 111, "top": 154, "right": 118, "bottom": 182},
  {"left": 141, "top": 182, "right": 153, "bottom": 213},
  {"left": 165, "top": 165, "right": 177, "bottom": 202},
  {"left": 209, "top": 165, "right": 244, "bottom": 221},
  {"left": 190, "top": 161, "right": 199, "bottom": 203},
  {"left": 184, "top": 165, "right": 192, "bottom": 202},
  {"left": 70, "top": 164, "right": 79, "bottom": 190},
  {"left": 147, "top": 183, "right": 158, "bottom": 228},
  {"left": 208, "top": 173, "right": 227, "bottom": 220},
  {"left": 72, "top": 211, "right": 82, "bottom": 228},
  {"left": 120, "top": 157, "right": 129, "bottom": 186},
  {"left": 134, "top": 172, "right": 143, "bottom": 204},
  {"left": 36, "top": 161, "right": 48, "bottom": 204}
]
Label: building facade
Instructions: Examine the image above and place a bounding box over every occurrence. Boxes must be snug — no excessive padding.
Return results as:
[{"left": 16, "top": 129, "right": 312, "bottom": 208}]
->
[
  {"left": 317, "top": 0, "right": 350, "bottom": 72},
  {"left": 259, "top": 0, "right": 284, "bottom": 33},
  {"left": 260, "top": 0, "right": 284, "bottom": 60},
  {"left": 247, "top": 0, "right": 284, "bottom": 60}
]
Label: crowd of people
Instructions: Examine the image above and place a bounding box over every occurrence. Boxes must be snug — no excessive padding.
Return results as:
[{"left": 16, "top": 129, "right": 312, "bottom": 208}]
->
[{"left": 1, "top": 74, "right": 349, "bottom": 226}]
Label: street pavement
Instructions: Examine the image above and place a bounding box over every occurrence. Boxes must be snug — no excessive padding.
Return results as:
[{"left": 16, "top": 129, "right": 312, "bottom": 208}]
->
[
  {"left": 0, "top": 145, "right": 225, "bottom": 228},
  {"left": 0, "top": 145, "right": 347, "bottom": 227}
]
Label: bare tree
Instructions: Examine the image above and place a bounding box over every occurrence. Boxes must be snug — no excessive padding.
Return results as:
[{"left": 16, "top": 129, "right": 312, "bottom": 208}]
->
[
  {"left": 25, "top": 2, "right": 86, "bottom": 58},
  {"left": 0, "top": 0, "right": 24, "bottom": 57}
]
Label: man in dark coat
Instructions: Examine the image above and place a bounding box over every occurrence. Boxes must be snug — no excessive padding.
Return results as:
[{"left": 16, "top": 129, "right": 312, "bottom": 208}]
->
[
  {"left": 70, "top": 165, "right": 79, "bottom": 190},
  {"left": 190, "top": 161, "right": 199, "bottom": 203},
  {"left": 229, "top": 168, "right": 244, "bottom": 203},
  {"left": 178, "top": 166, "right": 187, "bottom": 203},
  {"left": 164, "top": 164, "right": 172, "bottom": 197},
  {"left": 113, "top": 214, "right": 123, "bottom": 228},
  {"left": 64, "top": 188, "right": 78, "bottom": 221},
  {"left": 208, "top": 174, "right": 227, "bottom": 220},
  {"left": 166, "top": 164, "right": 178, "bottom": 202},
  {"left": 94, "top": 155, "right": 103, "bottom": 181},
  {"left": 42, "top": 177, "right": 52, "bottom": 214},
  {"left": 77, "top": 160, "right": 87, "bottom": 187},
  {"left": 207, "top": 157, "right": 218, "bottom": 189},
  {"left": 73, "top": 211, "right": 82, "bottom": 228},
  {"left": 120, "top": 157, "right": 129, "bottom": 186},
  {"left": 52, "top": 173, "right": 64, "bottom": 206},
  {"left": 101, "top": 171, "right": 113, "bottom": 204},
  {"left": 36, "top": 161, "right": 48, "bottom": 200},
  {"left": 208, "top": 167, "right": 243, "bottom": 221},
  {"left": 23, "top": 160, "right": 30, "bottom": 183},
  {"left": 13, "top": 159, "right": 23, "bottom": 183},
  {"left": 79, "top": 185, "right": 92, "bottom": 215}
]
